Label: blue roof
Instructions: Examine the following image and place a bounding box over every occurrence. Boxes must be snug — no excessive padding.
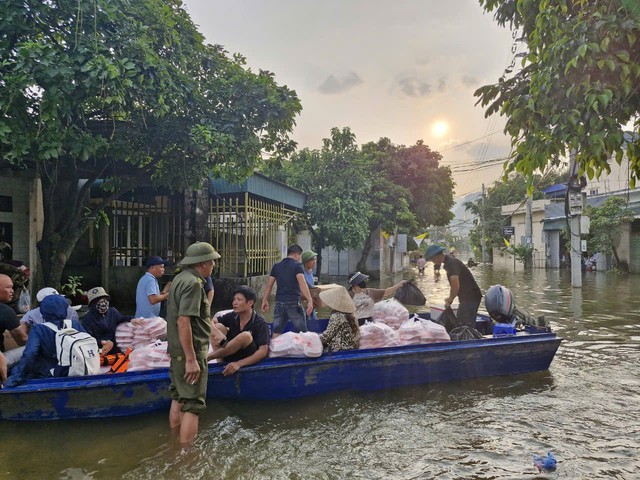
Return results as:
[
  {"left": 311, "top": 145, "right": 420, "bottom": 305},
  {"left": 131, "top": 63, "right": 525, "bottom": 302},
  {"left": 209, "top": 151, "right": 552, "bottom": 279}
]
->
[
  {"left": 542, "top": 183, "right": 567, "bottom": 196},
  {"left": 209, "top": 172, "right": 307, "bottom": 210}
]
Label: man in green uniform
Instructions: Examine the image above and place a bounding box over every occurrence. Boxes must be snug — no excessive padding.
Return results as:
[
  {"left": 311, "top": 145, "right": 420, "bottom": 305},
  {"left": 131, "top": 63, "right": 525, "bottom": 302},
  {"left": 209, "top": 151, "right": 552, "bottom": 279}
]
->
[{"left": 166, "top": 242, "right": 220, "bottom": 444}]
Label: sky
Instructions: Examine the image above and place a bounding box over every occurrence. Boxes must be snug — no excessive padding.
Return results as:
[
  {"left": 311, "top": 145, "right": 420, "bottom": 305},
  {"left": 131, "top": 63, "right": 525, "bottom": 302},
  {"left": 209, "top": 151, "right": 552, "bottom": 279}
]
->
[{"left": 181, "top": 0, "right": 517, "bottom": 199}]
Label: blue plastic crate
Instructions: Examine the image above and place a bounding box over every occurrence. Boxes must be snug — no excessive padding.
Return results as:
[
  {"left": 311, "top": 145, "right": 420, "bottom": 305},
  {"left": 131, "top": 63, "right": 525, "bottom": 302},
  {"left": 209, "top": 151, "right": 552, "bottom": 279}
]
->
[{"left": 492, "top": 323, "right": 517, "bottom": 337}]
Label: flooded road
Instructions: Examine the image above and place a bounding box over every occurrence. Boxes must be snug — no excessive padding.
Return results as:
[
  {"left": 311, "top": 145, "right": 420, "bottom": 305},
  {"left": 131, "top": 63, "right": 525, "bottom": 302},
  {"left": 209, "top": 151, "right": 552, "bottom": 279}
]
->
[{"left": 1, "top": 266, "right": 639, "bottom": 479}]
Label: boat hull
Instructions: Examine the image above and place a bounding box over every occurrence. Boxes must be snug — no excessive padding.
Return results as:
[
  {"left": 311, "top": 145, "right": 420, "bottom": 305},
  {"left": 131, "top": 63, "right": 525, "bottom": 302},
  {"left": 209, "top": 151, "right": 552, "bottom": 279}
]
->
[{"left": 0, "top": 333, "right": 561, "bottom": 420}]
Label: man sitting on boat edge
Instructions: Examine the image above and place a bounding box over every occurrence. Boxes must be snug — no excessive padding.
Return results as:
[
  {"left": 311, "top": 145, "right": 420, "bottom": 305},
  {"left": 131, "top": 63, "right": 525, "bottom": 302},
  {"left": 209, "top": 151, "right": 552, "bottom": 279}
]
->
[{"left": 208, "top": 285, "right": 269, "bottom": 376}]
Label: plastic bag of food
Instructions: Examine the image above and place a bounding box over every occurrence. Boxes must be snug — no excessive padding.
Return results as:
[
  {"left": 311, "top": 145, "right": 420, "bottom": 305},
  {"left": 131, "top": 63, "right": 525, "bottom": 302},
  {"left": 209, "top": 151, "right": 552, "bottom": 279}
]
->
[
  {"left": 359, "top": 322, "right": 401, "bottom": 349},
  {"left": 269, "top": 332, "right": 321, "bottom": 358},
  {"left": 372, "top": 298, "right": 410, "bottom": 329}
]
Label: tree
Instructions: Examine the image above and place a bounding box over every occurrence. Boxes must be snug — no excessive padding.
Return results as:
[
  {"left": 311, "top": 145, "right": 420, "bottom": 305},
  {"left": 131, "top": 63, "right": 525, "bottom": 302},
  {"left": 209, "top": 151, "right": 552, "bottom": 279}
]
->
[
  {"left": 584, "top": 195, "right": 635, "bottom": 268},
  {"left": 476, "top": 0, "right": 640, "bottom": 187},
  {"left": 359, "top": 138, "right": 417, "bottom": 271},
  {"left": 262, "top": 127, "right": 373, "bottom": 274},
  {"left": 383, "top": 141, "right": 455, "bottom": 227},
  {"left": 0, "top": 0, "right": 301, "bottom": 287}
]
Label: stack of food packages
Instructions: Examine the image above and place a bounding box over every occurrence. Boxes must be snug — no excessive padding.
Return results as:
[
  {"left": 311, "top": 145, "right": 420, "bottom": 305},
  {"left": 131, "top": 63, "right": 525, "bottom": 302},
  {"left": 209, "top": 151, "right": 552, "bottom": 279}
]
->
[
  {"left": 360, "top": 299, "right": 450, "bottom": 348},
  {"left": 128, "top": 340, "right": 171, "bottom": 371},
  {"left": 112, "top": 317, "right": 167, "bottom": 371},
  {"left": 268, "top": 331, "right": 323, "bottom": 358}
]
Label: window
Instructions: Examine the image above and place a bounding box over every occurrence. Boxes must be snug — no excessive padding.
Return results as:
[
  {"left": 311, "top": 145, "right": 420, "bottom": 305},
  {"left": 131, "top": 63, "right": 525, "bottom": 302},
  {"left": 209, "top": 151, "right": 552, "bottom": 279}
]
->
[{"left": 0, "top": 195, "right": 12, "bottom": 212}]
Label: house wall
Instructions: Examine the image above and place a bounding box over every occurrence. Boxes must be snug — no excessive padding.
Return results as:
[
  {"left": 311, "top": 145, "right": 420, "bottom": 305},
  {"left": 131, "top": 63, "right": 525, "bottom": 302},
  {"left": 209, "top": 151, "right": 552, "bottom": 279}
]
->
[
  {"left": 0, "top": 173, "right": 38, "bottom": 264},
  {"left": 502, "top": 199, "right": 549, "bottom": 269},
  {"left": 0, "top": 173, "right": 43, "bottom": 297}
]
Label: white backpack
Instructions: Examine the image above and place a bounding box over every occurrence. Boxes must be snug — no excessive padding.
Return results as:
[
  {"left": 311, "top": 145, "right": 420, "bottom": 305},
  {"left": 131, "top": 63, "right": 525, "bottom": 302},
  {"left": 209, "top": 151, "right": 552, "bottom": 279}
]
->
[{"left": 44, "top": 320, "right": 101, "bottom": 376}]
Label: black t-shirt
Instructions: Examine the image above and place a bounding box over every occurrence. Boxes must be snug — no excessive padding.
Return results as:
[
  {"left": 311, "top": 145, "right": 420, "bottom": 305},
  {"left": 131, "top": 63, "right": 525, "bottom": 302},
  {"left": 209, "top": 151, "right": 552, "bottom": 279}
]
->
[
  {"left": 269, "top": 257, "right": 304, "bottom": 302},
  {"left": 218, "top": 310, "right": 270, "bottom": 362},
  {"left": 443, "top": 255, "right": 482, "bottom": 301},
  {"left": 0, "top": 302, "right": 20, "bottom": 352}
]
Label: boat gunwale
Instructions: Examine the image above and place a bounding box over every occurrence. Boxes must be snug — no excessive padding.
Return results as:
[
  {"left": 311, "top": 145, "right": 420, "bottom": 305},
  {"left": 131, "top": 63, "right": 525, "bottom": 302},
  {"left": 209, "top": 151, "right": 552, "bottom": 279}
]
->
[{"left": 0, "top": 333, "right": 562, "bottom": 394}]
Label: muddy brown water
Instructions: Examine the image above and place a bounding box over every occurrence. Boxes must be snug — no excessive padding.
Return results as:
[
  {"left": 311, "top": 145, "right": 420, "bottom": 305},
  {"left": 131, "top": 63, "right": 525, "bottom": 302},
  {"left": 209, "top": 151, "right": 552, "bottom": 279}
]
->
[{"left": 1, "top": 266, "right": 638, "bottom": 479}]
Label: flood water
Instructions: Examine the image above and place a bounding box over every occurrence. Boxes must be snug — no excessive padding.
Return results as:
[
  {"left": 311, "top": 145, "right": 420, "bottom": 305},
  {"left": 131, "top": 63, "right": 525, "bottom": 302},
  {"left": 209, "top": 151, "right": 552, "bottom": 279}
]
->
[{"left": 1, "top": 266, "right": 639, "bottom": 479}]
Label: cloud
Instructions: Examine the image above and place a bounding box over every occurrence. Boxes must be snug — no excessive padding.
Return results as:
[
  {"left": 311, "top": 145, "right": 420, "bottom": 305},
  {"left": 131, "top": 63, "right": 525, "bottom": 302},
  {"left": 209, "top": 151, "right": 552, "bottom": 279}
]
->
[
  {"left": 398, "top": 76, "right": 432, "bottom": 97},
  {"left": 461, "top": 75, "right": 479, "bottom": 87},
  {"left": 437, "top": 78, "right": 447, "bottom": 92},
  {"left": 318, "top": 72, "right": 363, "bottom": 94}
]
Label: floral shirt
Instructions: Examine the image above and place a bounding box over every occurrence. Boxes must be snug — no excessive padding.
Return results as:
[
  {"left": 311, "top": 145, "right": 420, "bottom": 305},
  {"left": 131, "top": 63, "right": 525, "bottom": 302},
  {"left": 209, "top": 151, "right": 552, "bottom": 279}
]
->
[{"left": 319, "top": 312, "right": 360, "bottom": 352}]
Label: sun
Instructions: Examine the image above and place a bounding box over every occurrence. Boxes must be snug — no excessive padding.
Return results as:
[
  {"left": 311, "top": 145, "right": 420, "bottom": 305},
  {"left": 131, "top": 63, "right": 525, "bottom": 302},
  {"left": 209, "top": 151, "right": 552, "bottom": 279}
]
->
[{"left": 431, "top": 120, "right": 449, "bottom": 138}]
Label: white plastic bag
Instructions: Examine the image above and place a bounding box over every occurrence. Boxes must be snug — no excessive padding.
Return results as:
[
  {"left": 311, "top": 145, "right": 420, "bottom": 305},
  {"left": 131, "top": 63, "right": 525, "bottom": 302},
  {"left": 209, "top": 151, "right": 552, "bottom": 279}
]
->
[
  {"left": 268, "top": 332, "right": 322, "bottom": 358},
  {"left": 359, "top": 322, "right": 401, "bottom": 349},
  {"left": 128, "top": 340, "right": 171, "bottom": 371},
  {"left": 419, "top": 319, "right": 451, "bottom": 342},
  {"left": 372, "top": 298, "right": 410, "bottom": 329}
]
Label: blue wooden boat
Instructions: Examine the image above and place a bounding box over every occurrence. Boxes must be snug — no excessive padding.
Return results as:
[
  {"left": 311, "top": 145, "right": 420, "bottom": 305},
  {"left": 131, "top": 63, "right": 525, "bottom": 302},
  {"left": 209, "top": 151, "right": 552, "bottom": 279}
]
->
[{"left": 0, "top": 316, "right": 562, "bottom": 420}]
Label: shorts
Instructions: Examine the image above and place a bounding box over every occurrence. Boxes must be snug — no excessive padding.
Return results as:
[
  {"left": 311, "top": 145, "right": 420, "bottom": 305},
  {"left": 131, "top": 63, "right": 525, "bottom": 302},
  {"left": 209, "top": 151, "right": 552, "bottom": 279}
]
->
[
  {"left": 272, "top": 301, "right": 307, "bottom": 334},
  {"left": 168, "top": 352, "right": 208, "bottom": 415}
]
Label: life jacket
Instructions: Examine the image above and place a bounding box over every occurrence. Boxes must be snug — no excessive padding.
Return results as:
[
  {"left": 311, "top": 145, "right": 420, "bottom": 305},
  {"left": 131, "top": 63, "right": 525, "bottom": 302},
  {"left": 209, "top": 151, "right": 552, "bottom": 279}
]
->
[{"left": 108, "top": 347, "right": 133, "bottom": 374}]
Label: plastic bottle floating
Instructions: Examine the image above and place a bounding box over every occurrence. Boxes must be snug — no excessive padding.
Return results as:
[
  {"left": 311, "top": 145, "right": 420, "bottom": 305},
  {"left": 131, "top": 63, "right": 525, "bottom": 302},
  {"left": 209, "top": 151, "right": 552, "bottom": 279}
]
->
[{"left": 533, "top": 452, "right": 557, "bottom": 473}]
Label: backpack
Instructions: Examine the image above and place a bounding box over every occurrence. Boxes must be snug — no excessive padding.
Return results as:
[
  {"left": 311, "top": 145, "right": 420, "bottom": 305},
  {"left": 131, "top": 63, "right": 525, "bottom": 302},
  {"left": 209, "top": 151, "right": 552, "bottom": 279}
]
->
[{"left": 44, "top": 320, "right": 101, "bottom": 376}]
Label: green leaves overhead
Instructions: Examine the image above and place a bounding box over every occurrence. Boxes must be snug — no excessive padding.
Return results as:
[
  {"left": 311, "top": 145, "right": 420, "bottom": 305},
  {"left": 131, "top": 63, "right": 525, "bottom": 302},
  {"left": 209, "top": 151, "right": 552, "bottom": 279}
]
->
[
  {"left": 0, "top": 0, "right": 301, "bottom": 190},
  {"left": 0, "top": 0, "right": 301, "bottom": 287},
  {"left": 476, "top": 0, "right": 640, "bottom": 187},
  {"left": 263, "top": 130, "right": 455, "bottom": 255}
]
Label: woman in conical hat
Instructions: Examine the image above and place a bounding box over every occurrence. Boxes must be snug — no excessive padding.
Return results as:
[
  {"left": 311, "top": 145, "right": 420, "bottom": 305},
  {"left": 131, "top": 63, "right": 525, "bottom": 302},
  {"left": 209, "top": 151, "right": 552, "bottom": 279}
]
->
[{"left": 318, "top": 287, "right": 360, "bottom": 352}]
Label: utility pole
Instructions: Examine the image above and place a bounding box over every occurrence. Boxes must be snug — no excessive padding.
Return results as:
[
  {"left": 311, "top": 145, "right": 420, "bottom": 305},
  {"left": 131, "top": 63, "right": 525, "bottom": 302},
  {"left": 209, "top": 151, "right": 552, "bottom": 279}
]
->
[
  {"left": 481, "top": 183, "right": 487, "bottom": 264},
  {"left": 524, "top": 193, "right": 533, "bottom": 267},
  {"left": 568, "top": 152, "right": 582, "bottom": 288}
]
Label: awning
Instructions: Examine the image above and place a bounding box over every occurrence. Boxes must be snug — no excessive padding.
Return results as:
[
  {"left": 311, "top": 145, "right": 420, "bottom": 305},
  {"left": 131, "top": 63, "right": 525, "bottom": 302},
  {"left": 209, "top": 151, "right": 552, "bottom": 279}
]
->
[{"left": 542, "top": 218, "right": 566, "bottom": 231}]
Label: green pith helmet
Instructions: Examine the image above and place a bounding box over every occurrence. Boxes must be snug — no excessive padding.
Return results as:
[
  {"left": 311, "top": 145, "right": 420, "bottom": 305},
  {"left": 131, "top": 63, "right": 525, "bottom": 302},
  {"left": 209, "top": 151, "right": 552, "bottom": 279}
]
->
[{"left": 180, "top": 242, "right": 221, "bottom": 265}]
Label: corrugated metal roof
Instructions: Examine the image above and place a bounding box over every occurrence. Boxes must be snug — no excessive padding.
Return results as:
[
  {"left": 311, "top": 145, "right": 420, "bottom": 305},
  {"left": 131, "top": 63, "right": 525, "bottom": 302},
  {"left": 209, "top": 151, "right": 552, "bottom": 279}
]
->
[{"left": 209, "top": 173, "right": 307, "bottom": 210}]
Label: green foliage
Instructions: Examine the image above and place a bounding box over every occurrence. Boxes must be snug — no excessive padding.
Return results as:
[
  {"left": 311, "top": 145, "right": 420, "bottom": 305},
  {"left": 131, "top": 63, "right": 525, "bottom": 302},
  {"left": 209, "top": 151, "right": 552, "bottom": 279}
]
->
[
  {"left": 0, "top": 0, "right": 300, "bottom": 286},
  {"left": 370, "top": 138, "right": 454, "bottom": 233},
  {"left": 506, "top": 242, "right": 534, "bottom": 267},
  {"left": 477, "top": 0, "right": 640, "bottom": 188},
  {"left": 60, "top": 275, "right": 84, "bottom": 298},
  {"left": 264, "top": 127, "right": 373, "bottom": 251},
  {"left": 584, "top": 195, "right": 635, "bottom": 265},
  {"left": 263, "top": 132, "right": 456, "bottom": 259}
]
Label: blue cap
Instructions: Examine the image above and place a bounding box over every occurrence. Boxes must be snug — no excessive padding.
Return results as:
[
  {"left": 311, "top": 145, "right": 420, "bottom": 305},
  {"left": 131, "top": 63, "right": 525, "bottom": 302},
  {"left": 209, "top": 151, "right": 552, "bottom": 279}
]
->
[
  {"left": 424, "top": 244, "right": 445, "bottom": 261},
  {"left": 144, "top": 256, "right": 168, "bottom": 268}
]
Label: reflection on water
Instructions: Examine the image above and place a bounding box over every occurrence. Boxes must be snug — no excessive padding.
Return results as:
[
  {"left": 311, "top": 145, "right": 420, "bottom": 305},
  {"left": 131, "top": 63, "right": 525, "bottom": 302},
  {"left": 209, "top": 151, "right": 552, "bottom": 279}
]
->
[{"left": 1, "top": 267, "right": 640, "bottom": 479}]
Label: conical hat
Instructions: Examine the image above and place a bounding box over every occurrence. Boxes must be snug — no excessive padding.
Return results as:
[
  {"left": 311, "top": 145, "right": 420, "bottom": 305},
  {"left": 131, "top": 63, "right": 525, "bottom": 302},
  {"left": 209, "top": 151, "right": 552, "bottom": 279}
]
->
[{"left": 319, "top": 286, "right": 356, "bottom": 314}]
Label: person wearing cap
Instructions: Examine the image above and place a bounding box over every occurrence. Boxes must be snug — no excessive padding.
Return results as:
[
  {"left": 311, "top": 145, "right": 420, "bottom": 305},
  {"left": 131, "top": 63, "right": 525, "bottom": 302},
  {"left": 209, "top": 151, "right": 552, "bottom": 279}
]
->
[
  {"left": 319, "top": 286, "right": 360, "bottom": 352},
  {"left": 424, "top": 244, "right": 482, "bottom": 329},
  {"left": 347, "top": 272, "right": 407, "bottom": 326},
  {"left": 16, "top": 286, "right": 80, "bottom": 346},
  {"left": 207, "top": 286, "right": 270, "bottom": 376},
  {"left": 261, "top": 244, "right": 313, "bottom": 337},
  {"left": 135, "top": 255, "right": 170, "bottom": 319},
  {"left": 166, "top": 241, "right": 220, "bottom": 444},
  {"left": 83, "top": 287, "right": 140, "bottom": 355},
  {"left": 301, "top": 250, "right": 319, "bottom": 321},
  {"left": 5, "top": 295, "right": 87, "bottom": 388},
  {"left": 0, "top": 274, "right": 24, "bottom": 383}
]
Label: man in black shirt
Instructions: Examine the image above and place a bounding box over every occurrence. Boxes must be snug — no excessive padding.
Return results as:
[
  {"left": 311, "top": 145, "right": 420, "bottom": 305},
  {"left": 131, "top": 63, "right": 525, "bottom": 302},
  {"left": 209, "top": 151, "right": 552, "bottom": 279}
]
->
[
  {"left": 425, "top": 245, "right": 483, "bottom": 329},
  {"left": 209, "top": 286, "right": 269, "bottom": 376}
]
